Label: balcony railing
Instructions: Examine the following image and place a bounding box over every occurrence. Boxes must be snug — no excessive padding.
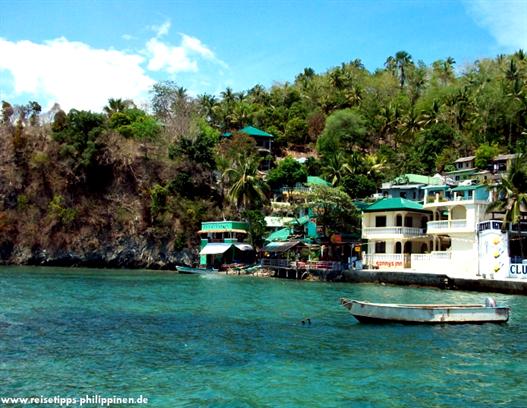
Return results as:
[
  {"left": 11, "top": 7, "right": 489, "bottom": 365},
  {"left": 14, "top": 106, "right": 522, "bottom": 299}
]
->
[
  {"left": 362, "top": 226, "right": 425, "bottom": 237},
  {"left": 427, "top": 219, "right": 468, "bottom": 231},
  {"left": 411, "top": 251, "right": 452, "bottom": 262}
]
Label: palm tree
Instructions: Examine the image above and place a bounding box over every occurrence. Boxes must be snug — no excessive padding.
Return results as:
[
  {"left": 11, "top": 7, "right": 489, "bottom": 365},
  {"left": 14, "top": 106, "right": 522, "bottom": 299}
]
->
[
  {"left": 221, "top": 87, "right": 235, "bottom": 105},
  {"left": 487, "top": 153, "right": 527, "bottom": 232},
  {"left": 223, "top": 156, "right": 268, "bottom": 211},
  {"left": 394, "top": 51, "right": 413, "bottom": 88},
  {"left": 103, "top": 98, "right": 133, "bottom": 117}
]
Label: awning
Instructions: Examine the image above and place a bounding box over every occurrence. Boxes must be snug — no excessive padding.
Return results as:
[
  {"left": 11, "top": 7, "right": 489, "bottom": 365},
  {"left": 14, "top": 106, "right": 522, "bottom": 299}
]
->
[
  {"left": 262, "top": 241, "right": 301, "bottom": 253},
  {"left": 234, "top": 243, "right": 254, "bottom": 251},
  {"left": 199, "top": 243, "right": 232, "bottom": 255}
]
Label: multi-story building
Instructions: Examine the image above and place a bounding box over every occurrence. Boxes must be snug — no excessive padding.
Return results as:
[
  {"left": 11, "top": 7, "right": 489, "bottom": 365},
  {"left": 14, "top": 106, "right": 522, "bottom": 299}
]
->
[
  {"left": 361, "top": 180, "right": 527, "bottom": 279},
  {"left": 198, "top": 221, "right": 254, "bottom": 268}
]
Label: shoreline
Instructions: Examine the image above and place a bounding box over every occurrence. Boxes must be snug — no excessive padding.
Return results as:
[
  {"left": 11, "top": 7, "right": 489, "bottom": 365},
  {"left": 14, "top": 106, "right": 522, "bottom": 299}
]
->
[{"left": 343, "top": 269, "right": 527, "bottom": 295}]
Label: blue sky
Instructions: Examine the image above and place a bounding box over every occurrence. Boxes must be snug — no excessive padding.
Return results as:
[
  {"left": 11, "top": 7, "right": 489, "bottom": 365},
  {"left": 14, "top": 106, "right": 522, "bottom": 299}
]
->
[{"left": 0, "top": 0, "right": 526, "bottom": 111}]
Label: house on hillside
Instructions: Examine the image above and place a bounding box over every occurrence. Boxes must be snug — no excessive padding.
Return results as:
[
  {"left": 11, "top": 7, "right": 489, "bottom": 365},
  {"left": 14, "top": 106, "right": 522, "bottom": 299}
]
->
[
  {"left": 446, "top": 153, "right": 520, "bottom": 183},
  {"left": 380, "top": 173, "right": 443, "bottom": 201},
  {"left": 223, "top": 126, "right": 274, "bottom": 170}
]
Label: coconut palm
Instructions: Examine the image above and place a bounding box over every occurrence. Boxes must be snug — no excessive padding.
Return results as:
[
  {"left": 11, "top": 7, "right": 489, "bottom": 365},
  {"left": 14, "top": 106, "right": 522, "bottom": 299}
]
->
[
  {"left": 223, "top": 156, "right": 269, "bottom": 211},
  {"left": 487, "top": 153, "right": 527, "bottom": 232}
]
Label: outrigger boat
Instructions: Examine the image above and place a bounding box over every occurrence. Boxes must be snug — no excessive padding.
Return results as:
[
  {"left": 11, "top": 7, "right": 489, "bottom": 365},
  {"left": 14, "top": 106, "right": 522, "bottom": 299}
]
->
[
  {"left": 176, "top": 265, "right": 218, "bottom": 275},
  {"left": 340, "top": 298, "right": 510, "bottom": 324}
]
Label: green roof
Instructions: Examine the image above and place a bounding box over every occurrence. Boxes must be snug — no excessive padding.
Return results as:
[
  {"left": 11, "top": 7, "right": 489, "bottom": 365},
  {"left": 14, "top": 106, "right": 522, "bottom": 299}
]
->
[
  {"left": 223, "top": 126, "right": 273, "bottom": 138},
  {"left": 363, "top": 197, "right": 431, "bottom": 213},
  {"left": 266, "top": 227, "right": 291, "bottom": 242},
  {"left": 289, "top": 215, "right": 310, "bottom": 225},
  {"left": 307, "top": 176, "right": 331, "bottom": 186},
  {"left": 392, "top": 174, "right": 442, "bottom": 186},
  {"left": 353, "top": 200, "right": 372, "bottom": 211}
]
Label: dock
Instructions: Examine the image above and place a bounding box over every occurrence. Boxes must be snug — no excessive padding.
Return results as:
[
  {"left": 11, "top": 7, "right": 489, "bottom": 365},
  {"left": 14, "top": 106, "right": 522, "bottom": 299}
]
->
[{"left": 343, "top": 269, "right": 527, "bottom": 295}]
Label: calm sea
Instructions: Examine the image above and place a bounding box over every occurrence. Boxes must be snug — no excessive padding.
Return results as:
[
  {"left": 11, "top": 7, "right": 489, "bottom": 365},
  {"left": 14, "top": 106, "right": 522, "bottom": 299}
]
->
[{"left": 0, "top": 267, "right": 526, "bottom": 407}]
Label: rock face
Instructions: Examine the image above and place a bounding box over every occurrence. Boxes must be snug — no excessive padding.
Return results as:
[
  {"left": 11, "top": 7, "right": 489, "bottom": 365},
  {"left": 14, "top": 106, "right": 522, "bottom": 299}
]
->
[{"left": 3, "top": 236, "right": 196, "bottom": 270}]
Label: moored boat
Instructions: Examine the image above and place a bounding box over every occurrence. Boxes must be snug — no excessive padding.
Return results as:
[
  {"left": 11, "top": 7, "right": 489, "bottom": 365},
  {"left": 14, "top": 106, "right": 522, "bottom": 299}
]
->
[
  {"left": 176, "top": 265, "right": 218, "bottom": 275},
  {"left": 340, "top": 298, "right": 510, "bottom": 324}
]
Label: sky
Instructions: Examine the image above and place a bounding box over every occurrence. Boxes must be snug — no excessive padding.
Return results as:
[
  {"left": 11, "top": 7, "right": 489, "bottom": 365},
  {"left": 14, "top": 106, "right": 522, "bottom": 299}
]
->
[{"left": 0, "top": 0, "right": 526, "bottom": 112}]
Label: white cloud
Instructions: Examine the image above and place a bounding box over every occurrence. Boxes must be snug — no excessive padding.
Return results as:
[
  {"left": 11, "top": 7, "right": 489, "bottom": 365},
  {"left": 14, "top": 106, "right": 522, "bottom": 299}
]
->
[
  {"left": 0, "top": 37, "right": 155, "bottom": 111},
  {"left": 465, "top": 0, "right": 527, "bottom": 50},
  {"left": 0, "top": 22, "right": 228, "bottom": 111},
  {"left": 145, "top": 37, "right": 198, "bottom": 73},
  {"left": 144, "top": 33, "right": 227, "bottom": 73},
  {"left": 151, "top": 21, "right": 171, "bottom": 38}
]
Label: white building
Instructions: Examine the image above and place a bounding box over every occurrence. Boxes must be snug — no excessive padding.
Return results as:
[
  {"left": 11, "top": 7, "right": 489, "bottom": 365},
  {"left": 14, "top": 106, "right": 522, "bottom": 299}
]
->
[{"left": 362, "top": 184, "right": 527, "bottom": 279}]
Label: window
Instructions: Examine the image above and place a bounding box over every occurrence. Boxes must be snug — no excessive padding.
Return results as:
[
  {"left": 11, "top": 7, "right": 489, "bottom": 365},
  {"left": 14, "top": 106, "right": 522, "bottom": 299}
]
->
[
  {"left": 375, "top": 241, "right": 386, "bottom": 253},
  {"left": 396, "top": 215, "right": 403, "bottom": 227},
  {"left": 395, "top": 242, "right": 402, "bottom": 253},
  {"left": 375, "top": 216, "right": 387, "bottom": 227},
  {"left": 404, "top": 216, "right": 413, "bottom": 227},
  {"left": 400, "top": 192, "right": 407, "bottom": 198}
]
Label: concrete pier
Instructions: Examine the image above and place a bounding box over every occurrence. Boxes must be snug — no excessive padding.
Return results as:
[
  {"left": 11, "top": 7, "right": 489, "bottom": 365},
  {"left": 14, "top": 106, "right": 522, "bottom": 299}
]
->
[{"left": 343, "top": 269, "right": 527, "bottom": 295}]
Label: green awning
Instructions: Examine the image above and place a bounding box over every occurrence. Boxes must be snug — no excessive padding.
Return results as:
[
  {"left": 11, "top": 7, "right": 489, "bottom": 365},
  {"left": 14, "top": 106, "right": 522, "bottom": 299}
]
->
[{"left": 266, "top": 227, "right": 291, "bottom": 242}]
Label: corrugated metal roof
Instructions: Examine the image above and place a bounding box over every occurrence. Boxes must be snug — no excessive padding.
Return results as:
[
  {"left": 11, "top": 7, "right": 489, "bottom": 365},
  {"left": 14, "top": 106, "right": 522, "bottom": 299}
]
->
[
  {"left": 262, "top": 241, "right": 301, "bottom": 253},
  {"left": 199, "top": 243, "right": 232, "bottom": 255},
  {"left": 266, "top": 227, "right": 291, "bottom": 242},
  {"left": 454, "top": 156, "right": 475, "bottom": 163},
  {"left": 392, "top": 174, "right": 443, "bottom": 185}
]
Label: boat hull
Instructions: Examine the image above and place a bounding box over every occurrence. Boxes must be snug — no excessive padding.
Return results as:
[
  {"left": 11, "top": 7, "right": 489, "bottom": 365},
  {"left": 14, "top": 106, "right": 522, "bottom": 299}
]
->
[
  {"left": 340, "top": 298, "right": 510, "bottom": 324},
  {"left": 176, "top": 266, "right": 218, "bottom": 275}
]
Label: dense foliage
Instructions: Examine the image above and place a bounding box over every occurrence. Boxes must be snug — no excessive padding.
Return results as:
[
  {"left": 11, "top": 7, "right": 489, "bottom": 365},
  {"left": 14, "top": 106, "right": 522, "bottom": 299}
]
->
[{"left": 1, "top": 50, "right": 526, "bottom": 261}]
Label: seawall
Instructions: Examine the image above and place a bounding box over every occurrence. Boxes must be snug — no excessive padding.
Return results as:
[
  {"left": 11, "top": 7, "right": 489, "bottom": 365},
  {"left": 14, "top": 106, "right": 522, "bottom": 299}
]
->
[{"left": 342, "top": 270, "right": 527, "bottom": 295}]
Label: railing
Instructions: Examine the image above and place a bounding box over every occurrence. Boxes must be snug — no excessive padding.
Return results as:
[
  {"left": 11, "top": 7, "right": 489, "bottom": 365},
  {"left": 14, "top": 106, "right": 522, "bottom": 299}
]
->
[
  {"left": 411, "top": 251, "right": 452, "bottom": 262},
  {"left": 478, "top": 220, "right": 527, "bottom": 234},
  {"left": 261, "top": 258, "right": 342, "bottom": 271},
  {"left": 362, "top": 227, "right": 424, "bottom": 237},
  {"left": 411, "top": 251, "right": 452, "bottom": 273},
  {"left": 427, "top": 219, "right": 468, "bottom": 231},
  {"left": 281, "top": 186, "right": 310, "bottom": 194}
]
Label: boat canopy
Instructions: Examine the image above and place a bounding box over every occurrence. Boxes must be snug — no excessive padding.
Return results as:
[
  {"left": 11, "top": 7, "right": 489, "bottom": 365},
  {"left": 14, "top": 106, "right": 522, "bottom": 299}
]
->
[{"left": 199, "top": 243, "right": 233, "bottom": 255}]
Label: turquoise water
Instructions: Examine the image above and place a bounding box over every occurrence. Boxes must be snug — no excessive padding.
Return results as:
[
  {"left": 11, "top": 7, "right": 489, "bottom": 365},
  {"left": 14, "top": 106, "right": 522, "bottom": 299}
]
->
[{"left": 1, "top": 267, "right": 526, "bottom": 407}]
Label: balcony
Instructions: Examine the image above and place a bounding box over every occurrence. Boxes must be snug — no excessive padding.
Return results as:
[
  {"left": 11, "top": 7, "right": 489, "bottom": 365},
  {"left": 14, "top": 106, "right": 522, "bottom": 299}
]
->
[
  {"left": 362, "top": 226, "right": 425, "bottom": 239},
  {"left": 427, "top": 219, "right": 471, "bottom": 234}
]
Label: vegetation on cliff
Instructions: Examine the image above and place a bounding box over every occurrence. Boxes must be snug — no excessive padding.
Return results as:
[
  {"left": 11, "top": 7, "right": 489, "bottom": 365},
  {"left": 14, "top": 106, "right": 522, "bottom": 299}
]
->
[{"left": 0, "top": 50, "right": 526, "bottom": 265}]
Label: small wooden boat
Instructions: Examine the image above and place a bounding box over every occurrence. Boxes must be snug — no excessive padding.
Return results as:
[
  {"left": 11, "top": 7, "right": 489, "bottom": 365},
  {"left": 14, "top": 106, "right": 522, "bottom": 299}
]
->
[
  {"left": 340, "top": 298, "right": 510, "bottom": 324},
  {"left": 176, "top": 265, "right": 218, "bottom": 275}
]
